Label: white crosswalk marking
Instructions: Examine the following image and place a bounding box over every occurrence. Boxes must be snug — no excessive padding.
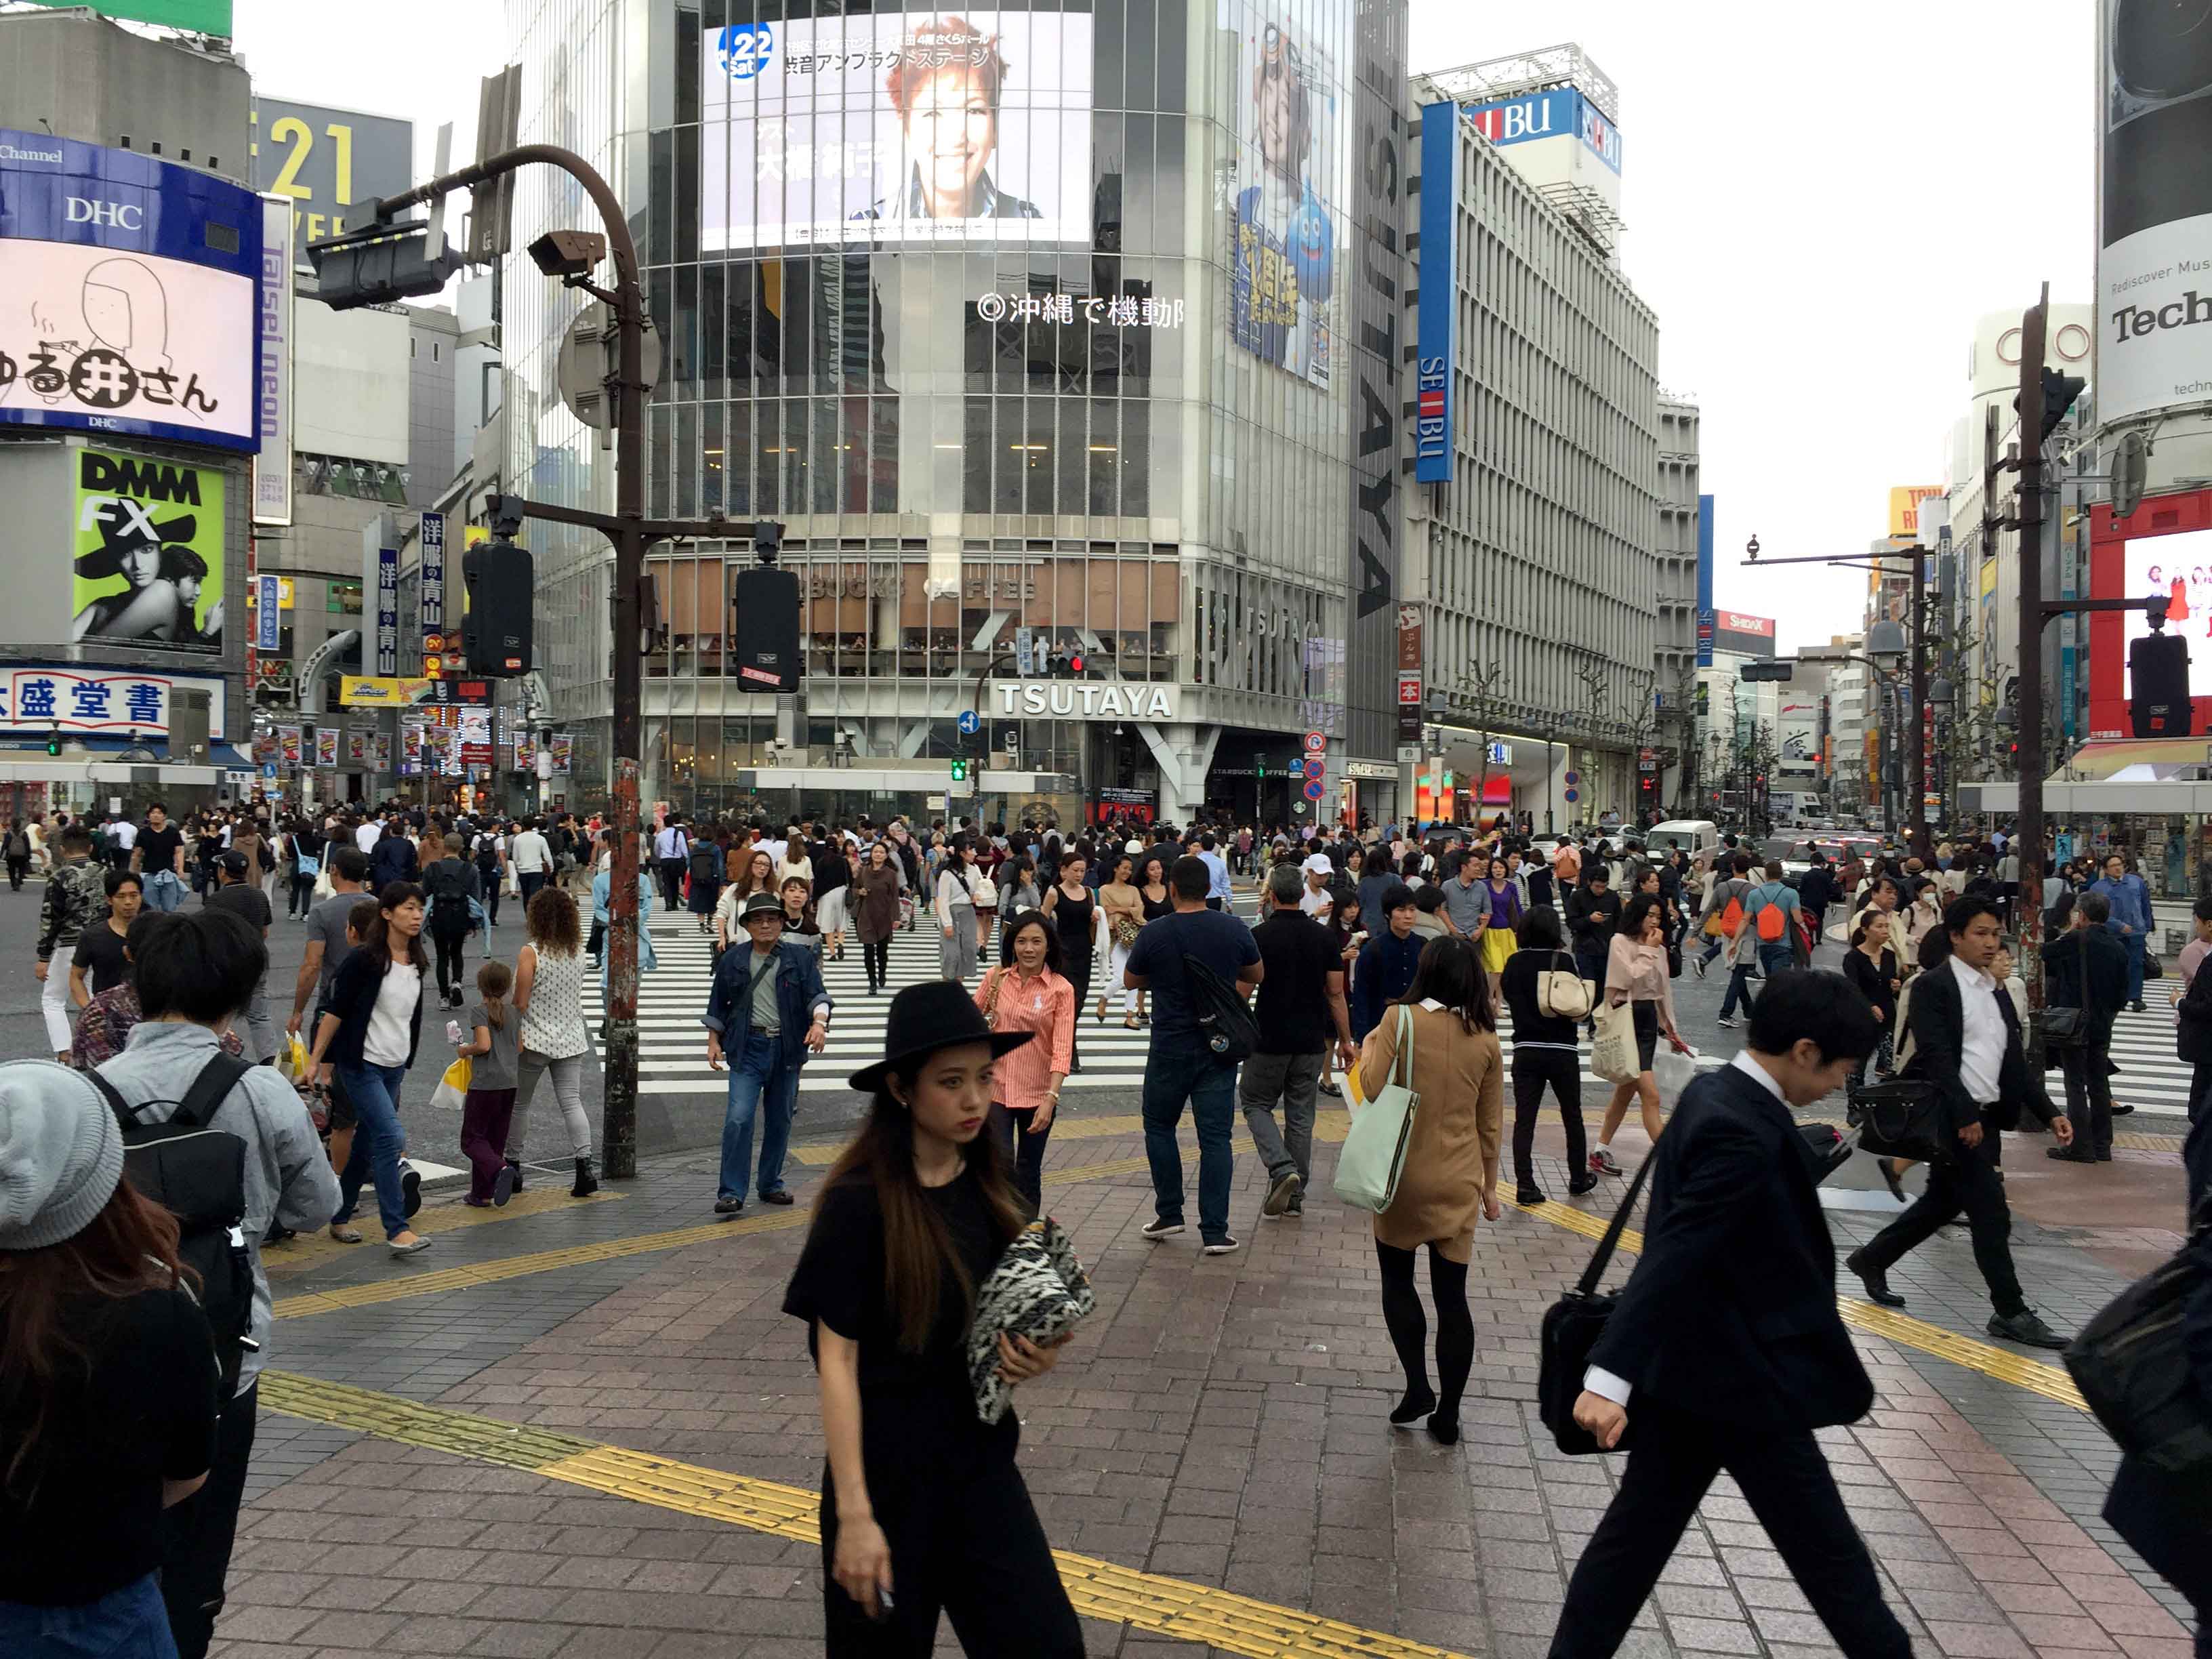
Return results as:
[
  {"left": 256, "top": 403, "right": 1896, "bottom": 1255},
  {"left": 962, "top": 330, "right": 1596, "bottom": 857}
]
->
[
  {"left": 2076, "top": 1002, "right": 2199, "bottom": 1115},
  {"left": 580, "top": 915, "right": 1731, "bottom": 1098}
]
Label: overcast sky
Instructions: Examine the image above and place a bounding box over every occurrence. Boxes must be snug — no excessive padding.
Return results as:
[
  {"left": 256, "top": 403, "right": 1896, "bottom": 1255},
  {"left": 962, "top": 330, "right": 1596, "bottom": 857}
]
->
[{"left": 232, "top": 1, "right": 2098, "bottom": 654}]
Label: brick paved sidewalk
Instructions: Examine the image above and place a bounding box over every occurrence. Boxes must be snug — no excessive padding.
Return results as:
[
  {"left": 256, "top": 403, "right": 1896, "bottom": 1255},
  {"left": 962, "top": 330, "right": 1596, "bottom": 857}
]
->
[{"left": 211, "top": 1110, "right": 2200, "bottom": 1659}]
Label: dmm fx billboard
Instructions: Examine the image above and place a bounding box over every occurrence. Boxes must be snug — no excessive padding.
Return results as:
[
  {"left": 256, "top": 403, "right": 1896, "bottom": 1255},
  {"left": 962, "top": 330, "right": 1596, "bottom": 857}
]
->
[
  {"left": 1414, "top": 104, "right": 1457, "bottom": 484},
  {"left": 2097, "top": 0, "right": 2212, "bottom": 426},
  {"left": 0, "top": 129, "right": 262, "bottom": 452}
]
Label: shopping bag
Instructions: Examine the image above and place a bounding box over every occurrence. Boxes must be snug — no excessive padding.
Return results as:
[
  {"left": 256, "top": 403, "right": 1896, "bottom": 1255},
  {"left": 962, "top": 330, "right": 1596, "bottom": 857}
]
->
[
  {"left": 430, "top": 1056, "right": 471, "bottom": 1111},
  {"left": 1590, "top": 1000, "right": 1640, "bottom": 1085},
  {"left": 279, "top": 1033, "right": 312, "bottom": 1085},
  {"left": 1334, "top": 1006, "right": 1420, "bottom": 1213},
  {"left": 1653, "top": 1043, "right": 1697, "bottom": 1096}
]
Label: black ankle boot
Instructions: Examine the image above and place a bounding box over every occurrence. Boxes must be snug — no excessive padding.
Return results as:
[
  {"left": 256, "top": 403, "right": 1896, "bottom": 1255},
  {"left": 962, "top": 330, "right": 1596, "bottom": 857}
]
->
[{"left": 572, "top": 1156, "right": 600, "bottom": 1197}]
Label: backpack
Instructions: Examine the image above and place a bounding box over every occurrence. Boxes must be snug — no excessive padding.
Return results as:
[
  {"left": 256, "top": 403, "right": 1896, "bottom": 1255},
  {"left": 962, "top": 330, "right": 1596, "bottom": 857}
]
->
[
  {"left": 1713, "top": 887, "right": 1746, "bottom": 939},
  {"left": 1753, "top": 888, "right": 1788, "bottom": 942},
  {"left": 85, "top": 1052, "right": 258, "bottom": 1397},
  {"left": 474, "top": 834, "right": 500, "bottom": 878},
  {"left": 428, "top": 859, "right": 472, "bottom": 932},
  {"left": 689, "top": 843, "right": 720, "bottom": 882},
  {"left": 1169, "top": 914, "right": 1261, "bottom": 1062}
]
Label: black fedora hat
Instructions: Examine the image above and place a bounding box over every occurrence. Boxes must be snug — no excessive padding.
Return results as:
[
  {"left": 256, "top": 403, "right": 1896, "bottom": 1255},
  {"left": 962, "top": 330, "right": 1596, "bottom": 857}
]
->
[
  {"left": 848, "top": 979, "right": 1031, "bottom": 1093},
  {"left": 75, "top": 502, "right": 197, "bottom": 581}
]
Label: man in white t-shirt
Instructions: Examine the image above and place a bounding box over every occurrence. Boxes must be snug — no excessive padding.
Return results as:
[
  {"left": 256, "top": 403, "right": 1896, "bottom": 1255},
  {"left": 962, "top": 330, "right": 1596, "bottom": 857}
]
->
[
  {"left": 510, "top": 816, "right": 554, "bottom": 905},
  {"left": 1298, "top": 854, "right": 1336, "bottom": 920},
  {"left": 354, "top": 815, "right": 381, "bottom": 855}
]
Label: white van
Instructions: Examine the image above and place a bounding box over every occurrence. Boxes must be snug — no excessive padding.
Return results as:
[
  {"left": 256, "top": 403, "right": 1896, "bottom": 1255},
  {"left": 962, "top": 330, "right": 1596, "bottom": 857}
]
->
[{"left": 1643, "top": 819, "right": 1723, "bottom": 863}]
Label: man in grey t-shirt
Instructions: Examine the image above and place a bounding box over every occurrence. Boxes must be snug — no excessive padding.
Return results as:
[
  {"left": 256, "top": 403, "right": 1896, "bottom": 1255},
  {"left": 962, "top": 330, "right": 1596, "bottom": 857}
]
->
[{"left": 1441, "top": 858, "right": 1490, "bottom": 935}]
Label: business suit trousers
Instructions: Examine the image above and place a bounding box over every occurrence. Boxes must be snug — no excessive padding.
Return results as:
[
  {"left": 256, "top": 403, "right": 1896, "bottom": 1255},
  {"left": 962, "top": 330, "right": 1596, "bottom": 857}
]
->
[
  {"left": 2060, "top": 1042, "right": 2114, "bottom": 1156},
  {"left": 1853, "top": 1122, "right": 2026, "bottom": 1317},
  {"left": 1549, "top": 1398, "right": 1909, "bottom": 1659}
]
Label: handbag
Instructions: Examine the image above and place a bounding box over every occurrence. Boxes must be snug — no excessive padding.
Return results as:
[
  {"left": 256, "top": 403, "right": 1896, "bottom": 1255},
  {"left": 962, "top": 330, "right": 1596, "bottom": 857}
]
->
[
  {"left": 1536, "top": 951, "right": 1594, "bottom": 1021},
  {"left": 1590, "top": 999, "right": 1640, "bottom": 1085},
  {"left": 1334, "top": 1004, "right": 1420, "bottom": 1212},
  {"left": 2063, "top": 1225, "right": 2212, "bottom": 1477},
  {"left": 965, "top": 1216, "right": 1096, "bottom": 1424},
  {"left": 1538, "top": 1153, "right": 1656, "bottom": 1454},
  {"left": 2041, "top": 1006, "right": 2089, "bottom": 1048},
  {"left": 979, "top": 966, "right": 1004, "bottom": 1031},
  {"left": 430, "top": 1055, "right": 471, "bottom": 1111},
  {"left": 1113, "top": 912, "right": 1141, "bottom": 949},
  {"left": 1845, "top": 1078, "right": 1951, "bottom": 1164}
]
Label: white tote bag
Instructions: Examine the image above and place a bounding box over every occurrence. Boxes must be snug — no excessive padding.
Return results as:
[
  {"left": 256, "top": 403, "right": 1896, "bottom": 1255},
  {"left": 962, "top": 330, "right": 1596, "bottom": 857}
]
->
[
  {"left": 1334, "top": 1006, "right": 1420, "bottom": 1213},
  {"left": 1590, "top": 998, "right": 1641, "bottom": 1085},
  {"left": 1536, "top": 950, "right": 1594, "bottom": 1021}
]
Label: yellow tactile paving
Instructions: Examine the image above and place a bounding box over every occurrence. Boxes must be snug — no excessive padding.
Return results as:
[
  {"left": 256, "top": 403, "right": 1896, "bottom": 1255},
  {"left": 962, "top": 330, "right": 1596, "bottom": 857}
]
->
[
  {"left": 270, "top": 1155, "right": 1160, "bottom": 1320},
  {"left": 262, "top": 1187, "right": 625, "bottom": 1278},
  {"left": 1496, "top": 1186, "right": 2090, "bottom": 1410},
  {"left": 258, "top": 1370, "right": 1475, "bottom": 1659}
]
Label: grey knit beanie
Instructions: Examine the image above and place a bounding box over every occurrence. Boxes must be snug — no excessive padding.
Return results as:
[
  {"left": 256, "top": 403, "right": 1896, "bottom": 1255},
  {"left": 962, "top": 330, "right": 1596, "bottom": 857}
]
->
[{"left": 0, "top": 1060, "right": 125, "bottom": 1252}]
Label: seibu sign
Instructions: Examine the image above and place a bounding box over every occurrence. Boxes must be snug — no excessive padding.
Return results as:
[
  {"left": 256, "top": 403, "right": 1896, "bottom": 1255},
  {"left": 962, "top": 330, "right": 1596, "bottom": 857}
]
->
[{"left": 991, "top": 680, "right": 1181, "bottom": 722}]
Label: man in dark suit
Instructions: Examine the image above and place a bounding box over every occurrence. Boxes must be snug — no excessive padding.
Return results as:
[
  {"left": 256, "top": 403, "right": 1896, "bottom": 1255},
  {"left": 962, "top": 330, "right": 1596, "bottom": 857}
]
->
[
  {"left": 1847, "top": 893, "right": 2075, "bottom": 1349},
  {"left": 1550, "top": 970, "right": 1910, "bottom": 1659},
  {"left": 2042, "top": 889, "right": 2131, "bottom": 1162}
]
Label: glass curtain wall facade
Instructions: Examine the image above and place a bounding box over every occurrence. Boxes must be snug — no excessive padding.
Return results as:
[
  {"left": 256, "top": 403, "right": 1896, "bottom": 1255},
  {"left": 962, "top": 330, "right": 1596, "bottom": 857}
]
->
[{"left": 502, "top": 0, "right": 1401, "bottom": 826}]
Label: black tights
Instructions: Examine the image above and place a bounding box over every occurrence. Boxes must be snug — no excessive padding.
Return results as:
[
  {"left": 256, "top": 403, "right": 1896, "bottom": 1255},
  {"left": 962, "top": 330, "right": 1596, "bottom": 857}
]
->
[
  {"left": 864, "top": 937, "right": 890, "bottom": 989},
  {"left": 1375, "top": 1240, "right": 1474, "bottom": 1422}
]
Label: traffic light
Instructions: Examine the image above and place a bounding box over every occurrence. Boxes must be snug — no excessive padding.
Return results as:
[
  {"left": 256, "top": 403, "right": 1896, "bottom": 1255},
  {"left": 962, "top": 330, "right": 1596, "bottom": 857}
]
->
[
  {"left": 1738, "top": 659, "right": 1794, "bottom": 682},
  {"left": 308, "top": 224, "right": 466, "bottom": 310},
  {"left": 462, "top": 527, "right": 534, "bottom": 676},
  {"left": 731, "top": 562, "right": 800, "bottom": 691},
  {"left": 44, "top": 729, "right": 60, "bottom": 757},
  {"left": 2017, "top": 364, "right": 2087, "bottom": 443},
  {"left": 2129, "top": 623, "right": 2193, "bottom": 737},
  {"left": 1041, "top": 649, "right": 1087, "bottom": 678},
  {"left": 950, "top": 757, "right": 968, "bottom": 782}
]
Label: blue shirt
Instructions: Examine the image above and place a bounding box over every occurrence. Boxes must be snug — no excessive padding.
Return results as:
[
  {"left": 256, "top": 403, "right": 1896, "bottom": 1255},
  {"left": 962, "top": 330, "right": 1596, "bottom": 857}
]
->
[
  {"left": 1200, "top": 849, "right": 1231, "bottom": 901},
  {"left": 1352, "top": 927, "right": 1426, "bottom": 1038},
  {"left": 1125, "top": 906, "right": 1261, "bottom": 1044},
  {"left": 2090, "top": 873, "right": 2151, "bottom": 935}
]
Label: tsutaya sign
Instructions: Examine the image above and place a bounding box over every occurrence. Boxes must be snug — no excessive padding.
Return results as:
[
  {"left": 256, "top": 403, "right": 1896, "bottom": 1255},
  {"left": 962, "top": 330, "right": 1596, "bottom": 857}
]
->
[{"left": 991, "top": 680, "right": 1181, "bottom": 722}]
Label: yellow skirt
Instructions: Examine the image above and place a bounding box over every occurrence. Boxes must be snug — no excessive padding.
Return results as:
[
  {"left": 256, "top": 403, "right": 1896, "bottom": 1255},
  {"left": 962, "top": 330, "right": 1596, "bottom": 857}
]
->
[{"left": 1480, "top": 926, "right": 1517, "bottom": 974}]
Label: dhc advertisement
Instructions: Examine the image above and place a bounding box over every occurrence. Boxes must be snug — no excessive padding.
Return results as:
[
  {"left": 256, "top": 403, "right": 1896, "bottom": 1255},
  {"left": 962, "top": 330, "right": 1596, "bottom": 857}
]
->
[
  {"left": 1414, "top": 103, "right": 1456, "bottom": 485},
  {"left": 0, "top": 129, "right": 262, "bottom": 453}
]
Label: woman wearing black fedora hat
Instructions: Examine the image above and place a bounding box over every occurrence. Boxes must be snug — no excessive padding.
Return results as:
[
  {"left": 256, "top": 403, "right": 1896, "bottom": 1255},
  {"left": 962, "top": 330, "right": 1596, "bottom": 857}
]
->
[{"left": 783, "top": 980, "right": 1085, "bottom": 1656}]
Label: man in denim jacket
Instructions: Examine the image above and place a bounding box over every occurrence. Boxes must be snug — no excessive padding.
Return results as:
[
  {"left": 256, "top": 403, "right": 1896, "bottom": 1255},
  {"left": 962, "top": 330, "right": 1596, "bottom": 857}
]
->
[{"left": 703, "top": 891, "right": 832, "bottom": 1214}]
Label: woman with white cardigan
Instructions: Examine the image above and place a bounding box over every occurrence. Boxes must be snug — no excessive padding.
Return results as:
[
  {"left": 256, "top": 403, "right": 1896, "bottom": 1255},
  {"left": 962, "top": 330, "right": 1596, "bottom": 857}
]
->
[{"left": 935, "top": 835, "right": 983, "bottom": 982}]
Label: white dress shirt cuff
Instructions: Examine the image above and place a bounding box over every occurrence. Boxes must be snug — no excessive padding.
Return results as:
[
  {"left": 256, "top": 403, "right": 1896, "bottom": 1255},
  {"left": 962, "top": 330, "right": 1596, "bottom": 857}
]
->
[{"left": 1583, "top": 1365, "right": 1632, "bottom": 1406}]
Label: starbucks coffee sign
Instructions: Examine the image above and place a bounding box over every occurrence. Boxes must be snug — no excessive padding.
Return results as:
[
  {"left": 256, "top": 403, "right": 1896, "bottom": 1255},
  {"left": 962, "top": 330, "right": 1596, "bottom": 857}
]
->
[{"left": 991, "top": 680, "right": 1182, "bottom": 722}]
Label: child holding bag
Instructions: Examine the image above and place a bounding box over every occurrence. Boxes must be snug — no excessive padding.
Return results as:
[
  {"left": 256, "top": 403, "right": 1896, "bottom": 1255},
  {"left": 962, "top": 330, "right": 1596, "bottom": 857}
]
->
[{"left": 455, "top": 960, "right": 523, "bottom": 1207}]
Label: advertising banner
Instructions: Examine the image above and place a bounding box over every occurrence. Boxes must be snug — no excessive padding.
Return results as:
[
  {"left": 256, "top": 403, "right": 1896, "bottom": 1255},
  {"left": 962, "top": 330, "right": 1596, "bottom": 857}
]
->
[
  {"left": 2097, "top": 0, "right": 2212, "bottom": 426},
  {"left": 0, "top": 129, "right": 261, "bottom": 452},
  {"left": 254, "top": 573, "right": 281, "bottom": 651},
  {"left": 253, "top": 196, "right": 293, "bottom": 525},
  {"left": 373, "top": 732, "right": 391, "bottom": 771},
  {"left": 1223, "top": 0, "right": 1351, "bottom": 392},
  {"left": 315, "top": 728, "right": 338, "bottom": 768},
  {"left": 550, "top": 733, "right": 573, "bottom": 773},
  {"left": 18, "top": 1, "right": 232, "bottom": 31},
  {"left": 373, "top": 545, "right": 398, "bottom": 674},
  {"left": 72, "top": 447, "right": 224, "bottom": 653},
  {"left": 250, "top": 100, "right": 415, "bottom": 260},
  {"left": 1887, "top": 485, "right": 1942, "bottom": 539},
  {"left": 418, "top": 510, "right": 445, "bottom": 640},
  {"left": 459, "top": 708, "right": 493, "bottom": 766},
  {"left": 279, "top": 724, "right": 302, "bottom": 766},
  {"left": 0, "top": 666, "right": 222, "bottom": 734},
  {"left": 1395, "top": 602, "right": 1422, "bottom": 751},
  {"left": 338, "top": 675, "right": 436, "bottom": 707},
  {"left": 1414, "top": 104, "right": 1456, "bottom": 484},
  {"left": 701, "top": 12, "right": 1094, "bottom": 251},
  {"left": 1713, "top": 610, "right": 1776, "bottom": 658},
  {"left": 347, "top": 731, "right": 367, "bottom": 764}
]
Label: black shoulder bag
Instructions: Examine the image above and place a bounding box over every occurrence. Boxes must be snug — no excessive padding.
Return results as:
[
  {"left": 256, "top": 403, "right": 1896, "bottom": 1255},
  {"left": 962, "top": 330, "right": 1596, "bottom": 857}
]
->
[{"left": 1538, "top": 1154, "right": 1655, "bottom": 1455}]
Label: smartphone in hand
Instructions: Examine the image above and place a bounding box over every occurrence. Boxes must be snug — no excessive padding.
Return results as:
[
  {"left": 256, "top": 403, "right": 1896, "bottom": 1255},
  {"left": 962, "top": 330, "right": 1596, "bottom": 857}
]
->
[{"left": 446, "top": 1020, "right": 465, "bottom": 1046}]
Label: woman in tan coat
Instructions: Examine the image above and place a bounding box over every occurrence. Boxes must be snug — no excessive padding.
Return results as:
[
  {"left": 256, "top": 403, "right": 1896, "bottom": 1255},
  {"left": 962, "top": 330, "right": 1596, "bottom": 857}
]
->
[{"left": 1355, "top": 935, "right": 1504, "bottom": 1447}]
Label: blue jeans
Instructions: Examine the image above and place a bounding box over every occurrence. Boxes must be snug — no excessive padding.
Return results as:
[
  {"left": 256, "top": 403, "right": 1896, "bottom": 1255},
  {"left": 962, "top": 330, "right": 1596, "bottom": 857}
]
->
[
  {"left": 333, "top": 1061, "right": 411, "bottom": 1239},
  {"left": 2123, "top": 931, "right": 2147, "bottom": 1004},
  {"left": 718, "top": 1031, "right": 798, "bottom": 1201},
  {"left": 0, "top": 1570, "right": 176, "bottom": 1659},
  {"left": 1141, "top": 1036, "right": 1238, "bottom": 1243},
  {"left": 143, "top": 868, "right": 185, "bottom": 912}
]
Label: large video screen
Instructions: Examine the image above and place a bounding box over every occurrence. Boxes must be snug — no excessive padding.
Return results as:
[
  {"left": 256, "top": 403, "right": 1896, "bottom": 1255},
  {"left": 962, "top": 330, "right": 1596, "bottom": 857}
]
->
[
  {"left": 701, "top": 12, "right": 1094, "bottom": 251},
  {"left": 1222, "top": 0, "right": 1351, "bottom": 390}
]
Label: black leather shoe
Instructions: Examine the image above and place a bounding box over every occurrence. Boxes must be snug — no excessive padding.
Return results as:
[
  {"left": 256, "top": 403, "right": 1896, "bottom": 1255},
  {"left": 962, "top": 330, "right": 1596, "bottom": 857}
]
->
[
  {"left": 1565, "top": 1174, "right": 1598, "bottom": 1196},
  {"left": 2046, "top": 1147, "right": 2097, "bottom": 1164},
  {"left": 1846, "top": 1249, "right": 1905, "bottom": 1308},
  {"left": 2110, "top": 1102, "right": 2135, "bottom": 1115},
  {"left": 760, "top": 1189, "right": 796, "bottom": 1206},
  {"left": 1988, "top": 1308, "right": 2068, "bottom": 1350},
  {"left": 1514, "top": 1183, "right": 1547, "bottom": 1207}
]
